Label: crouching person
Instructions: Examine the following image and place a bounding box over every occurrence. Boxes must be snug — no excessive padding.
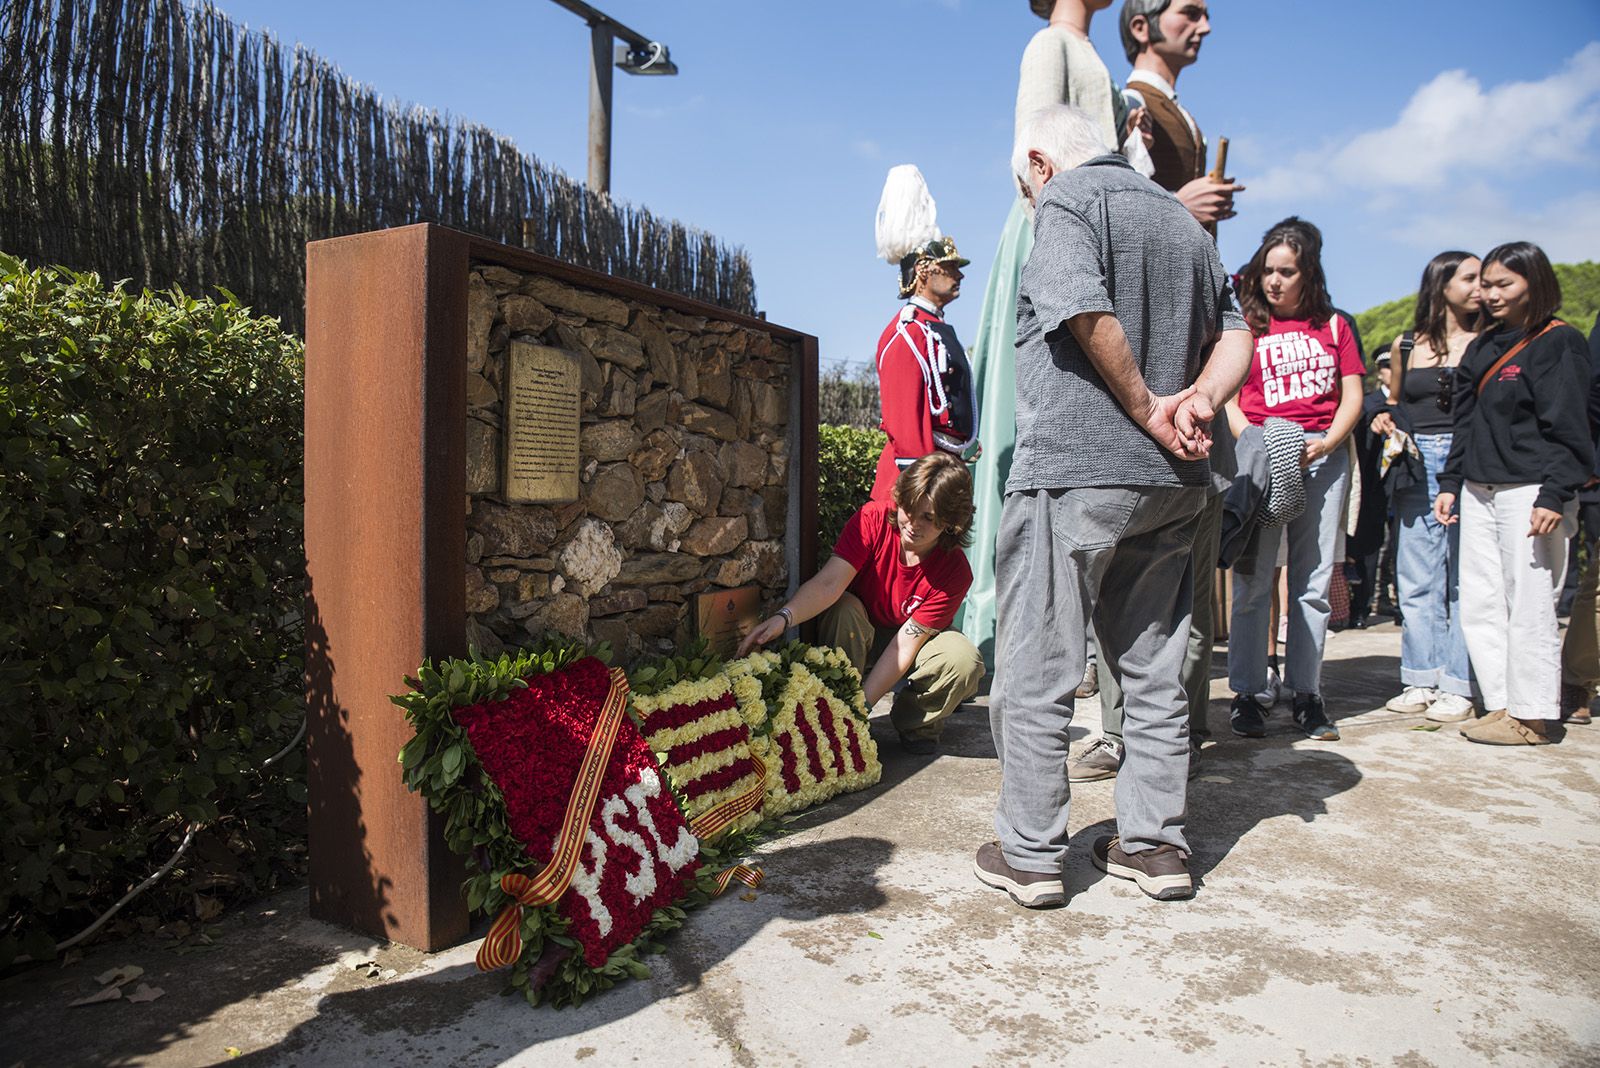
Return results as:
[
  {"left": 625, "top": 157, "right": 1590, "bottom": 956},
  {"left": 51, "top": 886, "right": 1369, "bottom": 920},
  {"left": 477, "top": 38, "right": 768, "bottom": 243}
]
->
[{"left": 737, "top": 452, "right": 984, "bottom": 754}]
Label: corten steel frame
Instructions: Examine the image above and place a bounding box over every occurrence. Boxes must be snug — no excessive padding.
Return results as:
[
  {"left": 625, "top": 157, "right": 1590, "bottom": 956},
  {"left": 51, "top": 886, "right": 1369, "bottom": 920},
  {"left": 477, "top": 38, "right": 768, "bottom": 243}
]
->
[{"left": 304, "top": 223, "right": 818, "bottom": 951}]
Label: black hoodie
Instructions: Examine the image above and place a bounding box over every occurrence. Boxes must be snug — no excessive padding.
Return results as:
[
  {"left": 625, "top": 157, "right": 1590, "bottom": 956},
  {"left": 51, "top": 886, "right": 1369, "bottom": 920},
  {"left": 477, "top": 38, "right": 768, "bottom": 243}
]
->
[{"left": 1438, "top": 318, "right": 1594, "bottom": 511}]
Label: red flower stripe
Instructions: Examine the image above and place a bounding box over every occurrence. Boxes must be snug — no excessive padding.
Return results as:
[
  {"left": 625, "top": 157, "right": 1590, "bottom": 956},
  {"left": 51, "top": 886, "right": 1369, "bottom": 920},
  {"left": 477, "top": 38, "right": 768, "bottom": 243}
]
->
[
  {"left": 663, "top": 726, "right": 751, "bottom": 768},
  {"left": 845, "top": 717, "right": 867, "bottom": 774},
  {"left": 792, "top": 702, "right": 827, "bottom": 783},
  {"left": 680, "top": 756, "right": 758, "bottom": 801},
  {"left": 813, "top": 698, "right": 846, "bottom": 778},
  {"left": 778, "top": 731, "right": 801, "bottom": 793},
  {"left": 641, "top": 691, "right": 737, "bottom": 735}
]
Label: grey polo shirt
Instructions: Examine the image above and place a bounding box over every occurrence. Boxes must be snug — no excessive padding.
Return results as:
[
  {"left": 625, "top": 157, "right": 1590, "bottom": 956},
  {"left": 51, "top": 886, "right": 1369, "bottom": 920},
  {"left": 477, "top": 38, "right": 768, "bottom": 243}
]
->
[{"left": 1008, "top": 154, "right": 1246, "bottom": 493}]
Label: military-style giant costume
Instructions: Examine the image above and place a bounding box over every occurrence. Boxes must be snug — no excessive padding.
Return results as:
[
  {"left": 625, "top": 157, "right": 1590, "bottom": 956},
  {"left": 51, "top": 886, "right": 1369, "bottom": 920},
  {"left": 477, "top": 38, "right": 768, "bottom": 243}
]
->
[{"left": 870, "top": 166, "right": 979, "bottom": 502}]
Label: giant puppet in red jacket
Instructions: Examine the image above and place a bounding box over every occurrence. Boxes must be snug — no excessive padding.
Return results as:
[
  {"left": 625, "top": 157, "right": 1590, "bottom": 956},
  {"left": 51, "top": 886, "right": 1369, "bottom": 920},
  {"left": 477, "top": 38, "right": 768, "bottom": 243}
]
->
[{"left": 870, "top": 165, "right": 981, "bottom": 502}]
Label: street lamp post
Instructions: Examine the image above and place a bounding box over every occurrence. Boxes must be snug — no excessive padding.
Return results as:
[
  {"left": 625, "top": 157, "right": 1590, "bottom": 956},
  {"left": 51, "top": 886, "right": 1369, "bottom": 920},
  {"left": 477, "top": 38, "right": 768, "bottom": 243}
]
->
[{"left": 546, "top": 0, "right": 678, "bottom": 197}]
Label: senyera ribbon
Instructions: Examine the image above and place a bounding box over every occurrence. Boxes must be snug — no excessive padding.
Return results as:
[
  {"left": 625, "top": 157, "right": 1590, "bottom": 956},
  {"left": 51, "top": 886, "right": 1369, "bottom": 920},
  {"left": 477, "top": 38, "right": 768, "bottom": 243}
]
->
[
  {"left": 476, "top": 667, "right": 629, "bottom": 972},
  {"left": 688, "top": 754, "right": 768, "bottom": 898}
]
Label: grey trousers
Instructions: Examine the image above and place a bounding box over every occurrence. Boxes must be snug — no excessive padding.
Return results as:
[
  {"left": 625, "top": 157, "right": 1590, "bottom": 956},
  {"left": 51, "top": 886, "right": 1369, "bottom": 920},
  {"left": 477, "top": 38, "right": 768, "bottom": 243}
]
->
[
  {"left": 1099, "top": 492, "right": 1225, "bottom": 744},
  {"left": 990, "top": 485, "right": 1205, "bottom": 871}
]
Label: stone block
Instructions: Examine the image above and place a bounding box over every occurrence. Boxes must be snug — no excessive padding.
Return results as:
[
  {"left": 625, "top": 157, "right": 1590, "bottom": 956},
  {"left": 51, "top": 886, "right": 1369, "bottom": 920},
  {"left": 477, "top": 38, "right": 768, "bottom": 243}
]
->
[
  {"left": 527, "top": 593, "right": 588, "bottom": 639},
  {"left": 678, "top": 515, "right": 747, "bottom": 557},
  {"left": 615, "top": 501, "right": 665, "bottom": 551},
  {"left": 466, "top": 371, "right": 498, "bottom": 410},
  {"left": 665, "top": 452, "right": 723, "bottom": 515},
  {"left": 628, "top": 310, "right": 677, "bottom": 387},
  {"left": 629, "top": 429, "right": 680, "bottom": 484},
  {"left": 681, "top": 403, "right": 738, "bottom": 442},
  {"left": 590, "top": 588, "right": 648, "bottom": 617},
  {"left": 693, "top": 349, "right": 732, "bottom": 408},
  {"left": 470, "top": 500, "right": 557, "bottom": 557},
  {"left": 558, "top": 518, "right": 623, "bottom": 597},
  {"left": 589, "top": 618, "right": 641, "bottom": 664},
  {"left": 720, "top": 440, "right": 768, "bottom": 488},
  {"left": 480, "top": 265, "right": 523, "bottom": 291},
  {"left": 752, "top": 381, "right": 787, "bottom": 426},
  {"left": 502, "top": 293, "right": 556, "bottom": 336},
  {"left": 648, "top": 584, "right": 686, "bottom": 604},
  {"left": 466, "top": 566, "right": 499, "bottom": 613},
  {"left": 580, "top": 420, "right": 641, "bottom": 463},
  {"left": 579, "top": 326, "right": 646, "bottom": 370},
  {"left": 465, "top": 418, "right": 498, "bottom": 495},
  {"left": 589, "top": 463, "right": 646, "bottom": 522},
  {"left": 634, "top": 389, "right": 676, "bottom": 435},
  {"left": 602, "top": 373, "right": 638, "bottom": 417},
  {"left": 523, "top": 276, "right": 630, "bottom": 326},
  {"left": 719, "top": 485, "right": 753, "bottom": 516},
  {"left": 466, "top": 616, "right": 506, "bottom": 657},
  {"left": 629, "top": 603, "right": 682, "bottom": 639},
  {"left": 467, "top": 273, "right": 496, "bottom": 373},
  {"left": 465, "top": 531, "right": 484, "bottom": 564},
  {"left": 616, "top": 552, "right": 705, "bottom": 586}
]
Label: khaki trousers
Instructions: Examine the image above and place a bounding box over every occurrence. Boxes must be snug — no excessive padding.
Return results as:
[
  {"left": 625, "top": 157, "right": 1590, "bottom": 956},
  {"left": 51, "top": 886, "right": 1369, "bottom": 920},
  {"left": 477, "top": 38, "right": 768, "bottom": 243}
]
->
[{"left": 817, "top": 592, "right": 983, "bottom": 742}]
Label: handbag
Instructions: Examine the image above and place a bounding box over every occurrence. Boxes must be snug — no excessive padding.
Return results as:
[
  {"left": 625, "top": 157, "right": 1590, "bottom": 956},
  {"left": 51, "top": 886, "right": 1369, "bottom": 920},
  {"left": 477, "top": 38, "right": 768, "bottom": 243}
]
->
[{"left": 1380, "top": 332, "right": 1426, "bottom": 501}]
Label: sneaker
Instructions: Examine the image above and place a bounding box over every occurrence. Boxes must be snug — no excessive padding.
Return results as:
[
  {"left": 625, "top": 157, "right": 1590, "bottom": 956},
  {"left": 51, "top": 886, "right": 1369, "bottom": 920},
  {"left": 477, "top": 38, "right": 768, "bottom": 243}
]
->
[
  {"left": 1386, "top": 686, "right": 1439, "bottom": 714},
  {"left": 972, "top": 842, "right": 1065, "bottom": 908},
  {"left": 1074, "top": 661, "right": 1100, "bottom": 699},
  {"left": 1253, "top": 668, "right": 1282, "bottom": 710},
  {"left": 1560, "top": 683, "right": 1593, "bottom": 725},
  {"left": 1292, "top": 693, "right": 1339, "bottom": 741},
  {"left": 1092, "top": 835, "right": 1193, "bottom": 900},
  {"left": 899, "top": 734, "right": 938, "bottom": 756},
  {"left": 1424, "top": 693, "right": 1474, "bottom": 723},
  {"left": 1067, "top": 737, "right": 1123, "bottom": 782},
  {"left": 1230, "top": 693, "right": 1268, "bottom": 738},
  {"left": 1462, "top": 716, "right": 1553, "bottom": 746}
]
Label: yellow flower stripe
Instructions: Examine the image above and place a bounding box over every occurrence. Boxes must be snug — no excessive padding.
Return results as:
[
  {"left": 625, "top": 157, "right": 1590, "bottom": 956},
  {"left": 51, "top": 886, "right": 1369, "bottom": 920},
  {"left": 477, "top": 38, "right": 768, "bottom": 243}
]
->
[{"left": 761, "top": 662, "right": 883, "bottom": 817}]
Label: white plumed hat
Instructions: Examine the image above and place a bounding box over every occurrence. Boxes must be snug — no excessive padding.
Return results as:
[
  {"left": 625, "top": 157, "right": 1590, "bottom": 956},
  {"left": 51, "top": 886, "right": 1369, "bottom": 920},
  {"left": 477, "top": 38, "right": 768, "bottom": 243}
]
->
[{"left": 875, "top": 164, "right": 941, "bottom": 264}]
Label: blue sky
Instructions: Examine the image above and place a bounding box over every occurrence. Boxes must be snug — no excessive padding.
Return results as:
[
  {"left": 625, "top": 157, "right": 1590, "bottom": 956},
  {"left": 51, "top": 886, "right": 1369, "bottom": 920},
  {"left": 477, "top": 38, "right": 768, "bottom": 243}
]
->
[{"left": 217, "top": 0, "right": 1600, "bottom": 364}]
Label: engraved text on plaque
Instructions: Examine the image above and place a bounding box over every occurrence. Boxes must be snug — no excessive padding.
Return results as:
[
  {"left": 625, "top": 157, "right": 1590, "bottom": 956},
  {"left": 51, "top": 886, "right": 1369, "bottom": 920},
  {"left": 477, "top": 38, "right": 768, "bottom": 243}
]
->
[{"left": 504, "top": 341, "right": 581, "bottom": 503}]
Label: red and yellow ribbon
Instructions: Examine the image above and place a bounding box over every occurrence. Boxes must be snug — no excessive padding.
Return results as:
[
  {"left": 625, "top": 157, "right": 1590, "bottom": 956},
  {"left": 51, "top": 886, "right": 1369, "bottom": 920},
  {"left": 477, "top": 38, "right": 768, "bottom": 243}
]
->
[
  {"left": 713, "top": 864, "right": 764, "bottom": 896},
  {"left": 688, "top": 754, "right": 767, "bottom": 842},
  {"left": 476, "top": 667, "right": 629, "bottom": 972}
]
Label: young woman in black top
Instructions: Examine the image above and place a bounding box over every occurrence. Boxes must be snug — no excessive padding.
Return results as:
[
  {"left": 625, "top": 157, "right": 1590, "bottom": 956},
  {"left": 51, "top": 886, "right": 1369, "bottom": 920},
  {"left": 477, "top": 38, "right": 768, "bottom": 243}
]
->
[
  {"left": 1370, "top": 252, "right": 1483, "bottom": 723},
  {"left": 1433, "top": 242, "right": 1594, "bottom": 745}
]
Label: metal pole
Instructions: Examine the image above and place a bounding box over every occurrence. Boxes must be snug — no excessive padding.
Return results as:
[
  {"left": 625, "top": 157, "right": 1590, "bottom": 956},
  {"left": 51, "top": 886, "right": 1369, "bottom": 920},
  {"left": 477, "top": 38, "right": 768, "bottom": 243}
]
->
[{"left": 587, "top": 21, "right": 613, "bottom": 196}]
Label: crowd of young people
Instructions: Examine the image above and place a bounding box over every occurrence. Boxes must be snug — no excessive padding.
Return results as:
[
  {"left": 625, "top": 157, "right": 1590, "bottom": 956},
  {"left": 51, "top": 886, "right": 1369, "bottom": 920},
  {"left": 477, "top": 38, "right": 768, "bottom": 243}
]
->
[{"left": 740, "top": 0, "right": 1597, "bottom": 909}]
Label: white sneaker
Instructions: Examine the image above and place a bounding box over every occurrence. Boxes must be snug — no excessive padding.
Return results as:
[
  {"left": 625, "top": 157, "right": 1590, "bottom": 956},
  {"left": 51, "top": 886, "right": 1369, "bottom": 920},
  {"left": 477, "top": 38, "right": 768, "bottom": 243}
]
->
[
  {"left": 1424, "top": 693, "right": 1475, "bottom": 722},
  {"left": 1386, "top": 686, "right": 1439, "bottom": 714},
  {"left": 1254, "top": 669, "right": 1282, "bottom": 710}
]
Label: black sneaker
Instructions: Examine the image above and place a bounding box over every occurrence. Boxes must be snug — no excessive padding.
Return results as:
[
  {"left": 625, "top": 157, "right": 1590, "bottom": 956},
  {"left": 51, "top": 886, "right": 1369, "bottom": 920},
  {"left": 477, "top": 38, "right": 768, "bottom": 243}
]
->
[
  {"left": 1292, "top": 693, "right": 1339, "bottom": 741},
  {"left": 1230, "top": 693, "right": 1267, "bottom": 738}
]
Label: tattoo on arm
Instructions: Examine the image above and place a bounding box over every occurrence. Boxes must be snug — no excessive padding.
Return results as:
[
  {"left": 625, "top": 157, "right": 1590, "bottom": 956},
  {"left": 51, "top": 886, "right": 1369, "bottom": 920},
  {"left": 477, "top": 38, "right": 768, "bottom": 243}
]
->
[{"left": 902, "top": 619, "right": 935, "bottom": 639}]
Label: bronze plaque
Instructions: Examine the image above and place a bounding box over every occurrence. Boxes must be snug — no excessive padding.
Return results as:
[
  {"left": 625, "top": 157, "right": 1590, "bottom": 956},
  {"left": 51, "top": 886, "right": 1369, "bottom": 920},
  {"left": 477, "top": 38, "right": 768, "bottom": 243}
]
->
[
  {"left": 504, "top": 342, "right": 581, "bottom": 503},
  {"left": 695, "top": 586, "right": 763, "bottom": 658}
]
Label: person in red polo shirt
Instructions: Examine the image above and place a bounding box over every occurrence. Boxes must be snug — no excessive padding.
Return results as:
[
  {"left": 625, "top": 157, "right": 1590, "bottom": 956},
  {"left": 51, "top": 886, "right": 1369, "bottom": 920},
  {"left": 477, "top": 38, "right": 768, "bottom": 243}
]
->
[{"left": 738, "top": 453, "right": 984, "bottom": 754}]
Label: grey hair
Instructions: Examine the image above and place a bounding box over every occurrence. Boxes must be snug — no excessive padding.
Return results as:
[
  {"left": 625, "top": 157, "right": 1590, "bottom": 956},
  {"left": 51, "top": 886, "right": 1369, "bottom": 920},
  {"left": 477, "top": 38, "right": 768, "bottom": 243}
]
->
[
  {"left": 1011, "top": 105, "right": 1111, "bottom": 190},
  {"left": 1119, "top": 0, "right": 1171, "bottom": 63}
]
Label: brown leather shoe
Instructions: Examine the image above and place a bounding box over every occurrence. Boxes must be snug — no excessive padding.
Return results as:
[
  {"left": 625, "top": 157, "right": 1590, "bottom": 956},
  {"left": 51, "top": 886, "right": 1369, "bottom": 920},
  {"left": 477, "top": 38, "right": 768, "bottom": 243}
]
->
[
  {"left": 1074, "top": 661, "right": 1100, "bottom": 699},
  {"left": 1092, "top": 835, "right": 1193, "bottom": 900},
  {"left": 1560, "top": 683, "right": 1593, "bottom": 725},
  {"left": 973, "top": 842, "right": 1065, "bottom": 908},
  {"left": 1463, "top": 716, "right": 1553, "bottom": 746},
  {"left": 1460, "top": 709, "right": 1507, "bottom": 737}
]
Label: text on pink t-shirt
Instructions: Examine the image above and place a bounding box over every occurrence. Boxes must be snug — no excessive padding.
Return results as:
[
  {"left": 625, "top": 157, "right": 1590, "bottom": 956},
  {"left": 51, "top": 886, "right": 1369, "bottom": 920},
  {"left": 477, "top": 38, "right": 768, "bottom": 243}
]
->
[{"left": 1237, "top": 315, "right": 1365, "bottom": 432}]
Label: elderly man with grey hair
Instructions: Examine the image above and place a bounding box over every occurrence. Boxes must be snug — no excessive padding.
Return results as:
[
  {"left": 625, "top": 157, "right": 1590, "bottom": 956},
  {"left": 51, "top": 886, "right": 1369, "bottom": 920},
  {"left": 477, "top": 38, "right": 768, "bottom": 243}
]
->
[{"left": 973, "top": 103, "right": 1253, "bottom": 908}]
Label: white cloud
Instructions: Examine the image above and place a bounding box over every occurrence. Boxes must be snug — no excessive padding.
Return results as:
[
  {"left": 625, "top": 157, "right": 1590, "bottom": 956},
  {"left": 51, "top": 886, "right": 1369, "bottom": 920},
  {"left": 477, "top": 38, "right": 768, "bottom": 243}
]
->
[
  {"left": 852, "top": 138, "right": 883, "bottom": 160},
  {"left": 1250, "top": 42, "right": 1600, "bottom": 200}
]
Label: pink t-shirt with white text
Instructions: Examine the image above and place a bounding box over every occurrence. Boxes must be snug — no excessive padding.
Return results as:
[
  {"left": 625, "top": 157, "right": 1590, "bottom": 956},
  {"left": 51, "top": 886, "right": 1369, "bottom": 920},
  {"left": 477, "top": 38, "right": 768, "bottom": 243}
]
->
[{"left": 1237, "top": 315, "right": 1365, "bottom": 432}]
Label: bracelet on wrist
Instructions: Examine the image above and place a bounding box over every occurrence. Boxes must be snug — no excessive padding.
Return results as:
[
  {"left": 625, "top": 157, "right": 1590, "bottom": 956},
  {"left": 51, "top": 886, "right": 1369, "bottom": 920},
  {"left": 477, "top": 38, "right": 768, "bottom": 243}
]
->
[{"left": 776, "top": 606, "right": 794, "bottom": 628}]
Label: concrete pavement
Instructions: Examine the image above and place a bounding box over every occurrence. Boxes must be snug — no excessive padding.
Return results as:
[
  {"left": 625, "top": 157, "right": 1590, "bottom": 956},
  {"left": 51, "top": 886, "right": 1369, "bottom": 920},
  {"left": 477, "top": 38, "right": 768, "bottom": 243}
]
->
[{"left": 4, "top": 622, "right": 1598, "bottom": 1066}]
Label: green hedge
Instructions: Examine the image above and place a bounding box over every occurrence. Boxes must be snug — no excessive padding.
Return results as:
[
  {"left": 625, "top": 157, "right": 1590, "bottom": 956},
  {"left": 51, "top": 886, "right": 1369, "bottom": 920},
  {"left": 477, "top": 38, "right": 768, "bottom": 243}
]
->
[
  {"left": 817, "top": 424, "right": 885, "bottom": 550},
  {"left": 0, "top": 255, "right": 306, "bottom": 963}
]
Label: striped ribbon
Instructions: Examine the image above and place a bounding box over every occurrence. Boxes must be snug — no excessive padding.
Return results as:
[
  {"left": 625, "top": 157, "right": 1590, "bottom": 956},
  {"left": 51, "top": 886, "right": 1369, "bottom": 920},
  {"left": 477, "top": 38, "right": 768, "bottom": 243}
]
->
[
  {"left": 475, "top": 667, "right": 630, "bottom": 972},
  {"left": 713, "top": 864, "right": 764, "bottom": 896},
  {"left": 687, "top": 754, "right": 767, "bottom": 842}
]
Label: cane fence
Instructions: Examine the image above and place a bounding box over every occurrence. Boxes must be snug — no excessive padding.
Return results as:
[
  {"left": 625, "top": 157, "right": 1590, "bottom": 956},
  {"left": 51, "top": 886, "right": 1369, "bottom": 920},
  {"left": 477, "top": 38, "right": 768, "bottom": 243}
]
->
[{"left": 0, "top": 0, "right": 758, "bottom": 332}]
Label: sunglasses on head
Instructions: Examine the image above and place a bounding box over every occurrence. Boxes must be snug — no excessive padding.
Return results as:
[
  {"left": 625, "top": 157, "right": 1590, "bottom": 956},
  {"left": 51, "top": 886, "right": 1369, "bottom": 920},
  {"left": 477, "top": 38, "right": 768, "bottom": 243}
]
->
[{"left": 1436, "top": 366, "right": 1452, "bottom": 413}]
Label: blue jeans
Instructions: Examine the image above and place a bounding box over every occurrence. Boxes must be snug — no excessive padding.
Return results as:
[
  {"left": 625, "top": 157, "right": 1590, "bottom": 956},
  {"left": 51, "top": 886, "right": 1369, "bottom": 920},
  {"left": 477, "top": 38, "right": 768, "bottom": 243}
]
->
[
  {"left": 1395, "top": 433, "right": 1472, "bottom": 697},
  {"left": 1228, "top": 437, "right": 1349, "bottom": 697}
]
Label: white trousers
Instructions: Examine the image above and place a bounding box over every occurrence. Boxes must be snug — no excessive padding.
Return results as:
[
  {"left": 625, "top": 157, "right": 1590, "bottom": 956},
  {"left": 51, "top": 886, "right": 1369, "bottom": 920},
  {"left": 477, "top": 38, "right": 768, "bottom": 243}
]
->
[{"left": 1458, "top": 481, "right": 1573, "bottom": 719}]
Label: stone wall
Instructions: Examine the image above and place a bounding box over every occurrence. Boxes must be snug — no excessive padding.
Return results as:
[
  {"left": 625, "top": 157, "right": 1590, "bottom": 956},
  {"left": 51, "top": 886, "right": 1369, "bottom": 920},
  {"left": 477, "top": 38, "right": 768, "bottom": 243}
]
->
[{"left": 463, "top": 262, "right": 795, "bottom": 663}]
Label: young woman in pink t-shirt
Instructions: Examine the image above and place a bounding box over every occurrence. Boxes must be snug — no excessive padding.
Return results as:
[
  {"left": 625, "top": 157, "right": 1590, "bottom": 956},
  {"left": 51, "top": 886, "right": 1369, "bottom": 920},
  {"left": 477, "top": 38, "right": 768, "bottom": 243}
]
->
[{"left": 1224, "top": 217, "right": 1366, "bottom": 742}]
